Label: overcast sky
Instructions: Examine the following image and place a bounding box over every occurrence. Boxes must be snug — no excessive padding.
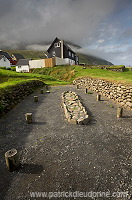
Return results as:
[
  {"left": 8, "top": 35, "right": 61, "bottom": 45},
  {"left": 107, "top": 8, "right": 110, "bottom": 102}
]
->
[{"left": 0, "top": 0, "right": 132, "bottom": 65}]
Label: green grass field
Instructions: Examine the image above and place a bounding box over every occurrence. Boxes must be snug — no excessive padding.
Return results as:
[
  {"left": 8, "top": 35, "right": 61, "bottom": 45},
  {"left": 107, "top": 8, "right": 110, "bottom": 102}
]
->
[
  {"left": 0, "top": 65, "right": 132, "bottom": 92},
  {"left": 0, "top": 68, "right": 70, "bottom": 91},
  {"left": 32, "top": 65, "right": 132, "bottom": 85}
]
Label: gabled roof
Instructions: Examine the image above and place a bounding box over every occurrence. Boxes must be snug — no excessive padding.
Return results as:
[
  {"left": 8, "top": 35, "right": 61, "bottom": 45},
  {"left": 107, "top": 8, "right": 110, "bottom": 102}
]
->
[
  {"left": 17, "top": 59, "right": 31, "bottom": 66},
  {"left": 63, "top": 42, "right": 75, "bottom": 53},
  {"left": 12, "top": 53, "right": 25, "bottom": 59},
  {"left": 0, "top": 51, "right": 11, "bottom": 59},
  {"left": 47, "top": 37, "right": 60, "bottom": 52},
  {"left": 47, "top": 37, "right": 75, "bottom": 53}
]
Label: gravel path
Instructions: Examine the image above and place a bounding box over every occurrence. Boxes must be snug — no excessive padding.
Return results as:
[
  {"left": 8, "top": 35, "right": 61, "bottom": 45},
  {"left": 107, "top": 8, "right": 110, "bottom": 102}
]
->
[{"left": 0, "top": 85, "right": 131, "bottom": 200}]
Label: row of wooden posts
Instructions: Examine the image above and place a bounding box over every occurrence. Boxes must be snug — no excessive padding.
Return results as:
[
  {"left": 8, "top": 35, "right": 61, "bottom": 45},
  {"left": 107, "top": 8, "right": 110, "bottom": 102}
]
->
[
  {"left": 77, "top": 85, "right": 123, "bottom": 118},
  {"left": 5, "top": 86, "right": 49, "bottom": 172},
  {"left": 5, "top": 85, "right": 124, "bottom": 172}
]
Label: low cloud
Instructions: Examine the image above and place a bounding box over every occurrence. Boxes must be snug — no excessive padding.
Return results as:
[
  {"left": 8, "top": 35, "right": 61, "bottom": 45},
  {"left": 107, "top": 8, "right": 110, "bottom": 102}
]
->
[
  {"left": 0, "top": 0, "right": 132, "bottom": 65},
  {"left": 0, "top": 0, "right": 117, "bottom": 46}
]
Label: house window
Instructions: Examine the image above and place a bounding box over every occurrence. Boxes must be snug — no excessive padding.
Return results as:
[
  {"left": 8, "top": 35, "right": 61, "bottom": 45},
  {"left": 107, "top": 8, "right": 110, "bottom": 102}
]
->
[
  {"left": 69, "top": 51, "right": 71, "bottom": 56},
  {"left": 72, "top": 53, "right": 74, "bottom": 58},
  {"left": 18, "top": 66, "right": 21, "bottom": 68},
  {"left": 54, "top": 42, "right": 60, "bottom": 48}
]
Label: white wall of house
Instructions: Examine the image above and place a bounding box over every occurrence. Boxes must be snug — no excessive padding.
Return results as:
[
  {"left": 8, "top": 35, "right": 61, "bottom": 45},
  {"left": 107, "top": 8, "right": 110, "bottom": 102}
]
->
[
  {"left": 55, "top": 57, "right": 75, "bottom": 65},
  {"left": 55, "top": 57, "right": 68, "bottom": 65},
  {"left": 16, "top": 65, "right": 30, "bottom": 73},
  {"left": 64, "top": 58, "right": 75, "bottom": 65},
  {"left": 0, "top": 56, "right": 10, "bottom": 68},
  {"left": 29, "top": 59, "right": 45, "bottom": 69}
]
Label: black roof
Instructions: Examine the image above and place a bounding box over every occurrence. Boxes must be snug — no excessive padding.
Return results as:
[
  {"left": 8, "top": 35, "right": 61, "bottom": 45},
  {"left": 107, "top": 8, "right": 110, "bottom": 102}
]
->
[
  {"left": 0, "top": 51, "right": 11, "bottom": 59},
  {"left": 0, "top": 55, "right": 4, "bottom": 59},
  {"left": 47, "top": 37, "right": 75, "bottom": 53},
  {"left": 17, "top": 59, "right": 31, "bottom": 66},
  {"left": 12, "top": 53, "right": 25, "bottom": 59}
]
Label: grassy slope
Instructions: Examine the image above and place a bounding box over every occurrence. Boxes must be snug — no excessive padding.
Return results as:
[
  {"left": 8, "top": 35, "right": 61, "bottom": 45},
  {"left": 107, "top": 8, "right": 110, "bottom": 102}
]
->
[
  {"left": 74, "top": 66, "right": 132, "bottom": 85},
  {"left": 0, "top": 69, "right": 70, "bottom": 88},
  {"left": 0, "top": 65, "right": 132, "bottom": 92},
  {"left": 32, "top": 66, "right": 132, "bottom": 85}
]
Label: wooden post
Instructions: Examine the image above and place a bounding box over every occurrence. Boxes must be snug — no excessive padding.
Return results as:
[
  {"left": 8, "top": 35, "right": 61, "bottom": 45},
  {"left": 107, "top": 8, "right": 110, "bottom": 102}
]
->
[
  {"left": 85, "top": 88, "right": 88, "bottom": 93},
  {"left": 97, "top": 94, "right": 101, "bottom": 101},
  {"left": 5, "top": 149, "right": 20, "bottom": 172},
  {"left": 34, "top": 96, "right": 38, "bottom": 102},
  {"left": 40, "top": 89, "right": 43, "bottom": 94},
  {"left": 25, "top": 113, "right": 32, "bottom": 124},
  {"left": 77, "top": 85, "right": 79, "bottom": 89},
  {"left": 117, "top": 107, "right": 123, "bottom": 118}
]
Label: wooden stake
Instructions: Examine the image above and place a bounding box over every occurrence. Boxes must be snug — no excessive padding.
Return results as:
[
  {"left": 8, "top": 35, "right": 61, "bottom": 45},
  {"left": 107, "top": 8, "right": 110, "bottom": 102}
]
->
[
  {"left": 25, "top": 113, "right": 32, "bottom": 124},
  {"left": 40, "top": 89, "right": 43, "bottom": 94},
  {"left": 117, "top": 107, "right": 123, "bottom": 118},
  {"left": 34, "top": 96, "right": 38, "bottom": 102},
  {"left": 5, "top": 149, "right": 20, "bottom": 172},
  {"left": 85, "top": 88, "right": 88, "bottom": 93},
  {"left": 97, "top": 94, "right": 101, "bottom": 101}
]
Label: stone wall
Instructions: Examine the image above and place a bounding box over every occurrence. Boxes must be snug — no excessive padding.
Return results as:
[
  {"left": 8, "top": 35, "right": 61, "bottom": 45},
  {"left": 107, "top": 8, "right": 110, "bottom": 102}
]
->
[
  {"left": 0, "top": 80, "right": 44, "bottom": 117},
  {"left": 73, "top": 77, "right": 132, "bottom": 110}
]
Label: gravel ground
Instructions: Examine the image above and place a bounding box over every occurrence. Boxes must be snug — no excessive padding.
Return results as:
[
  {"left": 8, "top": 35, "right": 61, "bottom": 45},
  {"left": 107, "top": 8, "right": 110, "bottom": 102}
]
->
[{"left": 0, "top": 85, "right": 131, "bottom": 200}]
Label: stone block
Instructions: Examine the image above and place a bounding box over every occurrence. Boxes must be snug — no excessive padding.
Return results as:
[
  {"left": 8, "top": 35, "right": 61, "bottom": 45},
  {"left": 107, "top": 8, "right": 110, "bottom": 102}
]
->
[{"left": 69, "top": 119, "right": 77, "bottom": 124}]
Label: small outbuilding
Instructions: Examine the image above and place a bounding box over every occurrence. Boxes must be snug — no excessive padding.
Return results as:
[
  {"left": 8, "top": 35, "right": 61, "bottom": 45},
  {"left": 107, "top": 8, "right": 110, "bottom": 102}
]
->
[{"left": 16, "top": 59, "right": 31, "bottom": 72}]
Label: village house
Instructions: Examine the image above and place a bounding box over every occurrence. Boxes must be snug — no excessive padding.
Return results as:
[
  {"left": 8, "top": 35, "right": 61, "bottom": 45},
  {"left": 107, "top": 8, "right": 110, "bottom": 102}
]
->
[
  {"left": 47, "top": 37, "right": 79, "bottom": 65},
  {"left": 16, "top": 59, "right": 31, "bottom": 73},
  {"left": 0, "top": 50, "right": 16, "bottom": 65},
  {"left": 11, "top": 53, "right": 25, "bottom": 61},
  {"left": 16, "top": 59, "right": 45, "bottom": 72},
  {"left": 0, "top": 55, "right": 10, "bottom": 69}
]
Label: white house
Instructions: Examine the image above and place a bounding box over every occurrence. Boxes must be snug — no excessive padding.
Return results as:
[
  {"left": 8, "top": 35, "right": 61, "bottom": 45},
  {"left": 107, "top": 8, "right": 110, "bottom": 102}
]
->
[
  {"left": 16, "top": 59, "right": 31, "bottom": 72},
  {"left": 0, "top": 55, "right": 10, "bottom": 68}
]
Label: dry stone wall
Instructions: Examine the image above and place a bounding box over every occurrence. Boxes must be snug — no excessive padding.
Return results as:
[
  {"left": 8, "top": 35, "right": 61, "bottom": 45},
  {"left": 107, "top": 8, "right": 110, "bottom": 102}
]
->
[
  {"left": 0, "top": 80, "right": 44, "bottom": 117},
  {"left": 62, "top": 91, "right": 89, "bottom": 125},
  {"left": 73, "top": 77, "right": 132, "bottom": 110}
]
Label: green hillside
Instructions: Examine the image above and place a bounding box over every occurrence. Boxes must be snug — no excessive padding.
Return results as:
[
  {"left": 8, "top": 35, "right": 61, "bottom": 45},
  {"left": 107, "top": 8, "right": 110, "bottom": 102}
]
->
[
  {"left": 76, "top": 53, "right": 113, "bottom": 65},
  {"left": 32, "top": 66, "right": 132, "bottom": 85},
  {"left": 4, "top": 50, "right": 113, "bottom": 65},
  {"left": 4, "top": 50, "right": 47, "bottom": 60}
]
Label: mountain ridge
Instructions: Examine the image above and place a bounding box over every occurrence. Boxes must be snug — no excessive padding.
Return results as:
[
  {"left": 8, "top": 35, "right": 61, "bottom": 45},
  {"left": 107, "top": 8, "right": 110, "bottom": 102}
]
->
[{"left": 4, "top": 49, "right": 113, "bottom": 65}]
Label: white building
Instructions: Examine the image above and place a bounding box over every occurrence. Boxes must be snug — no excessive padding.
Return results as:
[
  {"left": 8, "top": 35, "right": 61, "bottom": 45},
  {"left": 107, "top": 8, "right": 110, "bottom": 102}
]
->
[
  {"left": 55, "top": 57, "right": 75, "bottom": 65},
  {"left": 29, "top": 59, "right": 45, "bottom": 69},
  {"left": 0, "top": 55, "right": 10, "bottom": 69},
  {"left": 16, "top": 59, "right": 31, "bottom": 72}
]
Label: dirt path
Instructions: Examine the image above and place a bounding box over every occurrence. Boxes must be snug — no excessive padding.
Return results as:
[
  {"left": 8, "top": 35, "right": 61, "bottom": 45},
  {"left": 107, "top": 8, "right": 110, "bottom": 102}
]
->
[{"left": 0, "top": 85, "right": 131, "bottom": 200}]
